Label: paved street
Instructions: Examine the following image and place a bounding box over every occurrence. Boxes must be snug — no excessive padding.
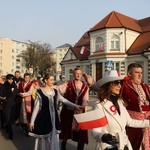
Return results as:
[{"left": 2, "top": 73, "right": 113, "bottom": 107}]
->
[{"left": 0, "top": 95, "right": 98, "bottom": 150}]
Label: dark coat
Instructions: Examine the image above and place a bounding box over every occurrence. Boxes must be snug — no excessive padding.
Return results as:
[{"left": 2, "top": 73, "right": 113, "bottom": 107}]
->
[{"left": 0, "top": 81, "right": 17, "bottom": 124}]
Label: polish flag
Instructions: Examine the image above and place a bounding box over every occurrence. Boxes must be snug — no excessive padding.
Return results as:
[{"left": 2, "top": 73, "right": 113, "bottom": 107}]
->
[
  {"left": 99, "top": 43, "right": 103, "bottom": 51},
  {"left": 74, "top": 109, "right": 108, "bottom": 130},
  {"left": 80, "top": 46, "right": 87, "bottom": 54}
]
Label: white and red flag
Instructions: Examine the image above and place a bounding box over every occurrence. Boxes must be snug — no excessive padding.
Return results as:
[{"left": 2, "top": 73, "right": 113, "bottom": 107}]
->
[
  {"left": 74, "top": 109, "right": 108, "bottom": 130},
  {"left": 99, "top": 43, "right": 104, "bottom": 51},
  {"left": 80, "top": 46, "right": 87, "bottom": 54}
]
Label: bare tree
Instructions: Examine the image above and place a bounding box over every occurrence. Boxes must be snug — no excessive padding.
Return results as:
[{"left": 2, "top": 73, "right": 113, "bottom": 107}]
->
[
  {"left": 36, "top": 43, "right": 56, "bottom": 76},
  {"left": 19, "top": 41, "right": 56, "bottom": 77}
]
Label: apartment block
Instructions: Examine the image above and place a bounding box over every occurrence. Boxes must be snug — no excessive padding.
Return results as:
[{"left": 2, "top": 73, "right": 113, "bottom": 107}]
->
[
  {"left": 55, "top": 43, "right": 72, "bottom": 80},
  {"left": 0, "top": 38, "right": 28, "bottom": 76}
]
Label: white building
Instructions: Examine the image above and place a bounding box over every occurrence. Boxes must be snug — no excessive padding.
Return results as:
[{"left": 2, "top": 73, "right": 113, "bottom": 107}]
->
[
  {"left": 0, "top": 38, "right": 28, "bottom": 76},
  {"left": 61, "top": 11, "right": 150, "bottom": 83},
  {"left": 55, "top": 43, "right": 71, "bottom": 80}
]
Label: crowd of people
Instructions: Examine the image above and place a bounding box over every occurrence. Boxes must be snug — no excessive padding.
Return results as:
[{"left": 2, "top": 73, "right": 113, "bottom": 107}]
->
[{"left": 0, "top": 63, "right": 150, "bottom": 150}]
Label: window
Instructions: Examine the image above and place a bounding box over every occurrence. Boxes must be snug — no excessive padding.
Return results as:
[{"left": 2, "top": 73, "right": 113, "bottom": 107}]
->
[
  {"left": 0, "top": 63, "right": 2, "bottom": 66},
  {"left": 0, "top": 50, "right": 2, "bottom": 53},
  {"left": 95, "top": 37, "right": 104, "bottom": 51},
  {"left": 16, "top": 66, "right": 20, "bottom": 69},
  {"left": 69, "top": 69, "right": 73, "bottom": 80},
  {"left": 59, "top": 54, "right": 62, "bottom": 60},
  {"left": 115, "top": 62, "right": 120, "bottom": 72},
  {"left": 70, "top": 52, "right": 73, "bottom": 59},
  {"left": 86, "top": 65, "right": 91, "bottom": 75},
  {"left": 0, "top": 56, "right": 2, "bottom": 60},
  {"left": 62, "top": 67, "right": 65, "bottom": 75},
  {"left": 111, "top": 35, "right": 120, "bottom": 50},
  {"left": 12, "top": 49, "right": 15, "bottom": 52},
  {"left": 0, "top": 69, "right": 3, "bottom": 76}
]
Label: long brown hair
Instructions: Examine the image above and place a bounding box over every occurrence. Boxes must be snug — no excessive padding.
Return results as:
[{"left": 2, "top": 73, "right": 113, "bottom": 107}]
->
[
  {"left": 98, "top": 82, "right": 111, "bottom": 102},
  {"left": 98, "top": 82, "right": 122, "bottom": 102}
]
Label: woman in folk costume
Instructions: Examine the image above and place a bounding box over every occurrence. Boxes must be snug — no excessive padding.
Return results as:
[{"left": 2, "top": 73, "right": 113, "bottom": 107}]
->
[
  {"left": 29, "top": 73, "right": 82, "bottom": 150},
  {"left": 58, "top": 67, "right": 89, "bottom": 150},
  {"left": 91, "top": 70, "right": 150, "bottom": 150},
  {"left": 18, "top": 73, "right": 35, "bottom": 136}
]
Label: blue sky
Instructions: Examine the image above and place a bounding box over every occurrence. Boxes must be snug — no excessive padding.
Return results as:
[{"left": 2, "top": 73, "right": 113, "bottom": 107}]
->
[{"left": 0, "top": 0, "right": 149, "bottom": 49}]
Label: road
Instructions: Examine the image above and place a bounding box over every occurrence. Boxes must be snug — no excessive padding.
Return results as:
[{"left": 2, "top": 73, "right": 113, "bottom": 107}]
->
[{"left": 0, "top": 95, "right": 98, "bottom": 150}]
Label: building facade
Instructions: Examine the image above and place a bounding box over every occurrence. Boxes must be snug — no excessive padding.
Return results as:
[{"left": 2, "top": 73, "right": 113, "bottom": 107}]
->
[
  {"left": 55, "top": 43, "right": 71, "bottom": 80},
  {"left": 0, "top": 38, "right": 28, "bottom": 76},
  {"left": 61, "top": 11, "right": 150, "bottom": 83}
]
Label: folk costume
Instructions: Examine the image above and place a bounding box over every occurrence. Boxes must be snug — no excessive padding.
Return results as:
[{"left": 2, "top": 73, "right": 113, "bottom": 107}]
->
[
  {"left": 29, "top": 88, "right": 78, "bottom": 150},
  {"left": 18, "top": 80, "right": 34, "bottom": 135},
  {"left": 59, "top": 80, "right": 89, "bottom": 146},
  {"left": 91, "top": 70, "right": 150, "bottom": 150},
  {"left": 122, "top": 80, "right": 150, "bottom": 150}
]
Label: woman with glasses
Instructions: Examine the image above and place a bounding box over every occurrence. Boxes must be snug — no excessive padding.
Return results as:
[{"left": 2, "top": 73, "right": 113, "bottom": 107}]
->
[{"left": 90, "top": 70, "right": 150, "bottom": 150}]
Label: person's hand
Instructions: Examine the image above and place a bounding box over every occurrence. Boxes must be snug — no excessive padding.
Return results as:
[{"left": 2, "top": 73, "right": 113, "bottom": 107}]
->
[
  {"left": 29, "top": 124, "right": 34, "bottom": 132},
  {"left": 19, "top": 93, "right": 24, "bottom": 97},
  {"left": 144, "top": 111, "right": 150, "bottom": 119},
  {"left": 83, "top": 73, "right": 94, "bottom": 86},
  {"left": 76, "top": 105, "right": 84, "bottom": 110},
  {"left": 101, "top": 133, "right": 118, "bottom": 145},
  {"left": 0, "top": 96, "right": 6, "bottom": 100}
]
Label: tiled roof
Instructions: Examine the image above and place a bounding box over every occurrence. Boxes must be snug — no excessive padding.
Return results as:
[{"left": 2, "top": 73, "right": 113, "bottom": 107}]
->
[
  {"left": 88, "top": 11, "right": 142, "bottom": 33},
  {"left": 73, "top": 32, "right": 90, "bottom": 60},
  {"left": 127, "top": 31, "right": 150, "bottom": 55},
  {"left": 62, "top": 11, "right": 150, "bottom": 61},
  {"left": 61, "top": 45, "right": 90, "bottom": 63},
  {"left": 74, "top": 32, "right": 90, "bottom": 47},
  {"left": 72, "top": 46, "right": 90, "bottom": 61},
  {"left": 139, "top": 17, "right": 150, "bottom": 32}
]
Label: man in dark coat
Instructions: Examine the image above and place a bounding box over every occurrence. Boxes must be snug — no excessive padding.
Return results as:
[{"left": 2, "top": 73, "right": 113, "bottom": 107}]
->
[
  {"left": 0, "top": 74, "right": 17, "bottom": 140},
  {"left": 13, "top": 70, "right": 24, "bottom": 85}
]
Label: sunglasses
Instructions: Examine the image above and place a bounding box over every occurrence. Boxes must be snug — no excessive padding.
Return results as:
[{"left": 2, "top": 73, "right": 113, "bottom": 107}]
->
[{"left": 112, "top": 80, "right": 123, "bottom": 86}]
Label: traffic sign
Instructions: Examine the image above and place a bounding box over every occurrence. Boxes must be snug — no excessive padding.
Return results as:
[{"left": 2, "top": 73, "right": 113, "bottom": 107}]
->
[{"left": 106, "top": 60, "right": 114, "bottom": 68}]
